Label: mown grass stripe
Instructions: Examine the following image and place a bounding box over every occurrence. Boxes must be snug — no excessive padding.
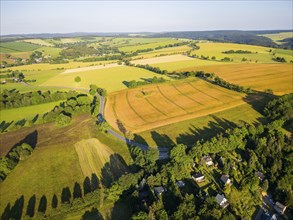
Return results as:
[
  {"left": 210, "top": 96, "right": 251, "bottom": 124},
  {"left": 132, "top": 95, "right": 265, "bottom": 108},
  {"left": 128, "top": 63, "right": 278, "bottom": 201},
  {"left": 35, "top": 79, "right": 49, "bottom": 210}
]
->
[
  {"left": 172, "top": 84, "right": 204, "bottom": 106},
  {"left": 156, "top": 85, "right": 189, "bottom": 113},
  {"left": 125, "top": 91, "right": 147, "bottom": 122}
]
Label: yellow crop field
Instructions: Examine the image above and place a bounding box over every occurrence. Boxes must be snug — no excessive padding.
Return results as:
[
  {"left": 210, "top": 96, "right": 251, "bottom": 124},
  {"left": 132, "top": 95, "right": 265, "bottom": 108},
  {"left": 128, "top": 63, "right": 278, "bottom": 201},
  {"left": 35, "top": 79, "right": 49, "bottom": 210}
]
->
[
  {"left": 179, "top": 63, "right": 293, "bottom": 95},
  {"left": 118, "top": 39, "right": 181, "bottom": 52},
  {"left": 131, "top": 45, "right": 192, "bottom": 59},
  {"left": 75, "top": 138, "right": 117, "bottom": 177},
  {"left": 41, "top": 65, "right": 170, "bottom": 92},
  {"left": 132, "top": 54, "right": 193, "bottom": 65},
  {"left": 105, "top": 78, "right": 245, "bottom": 133},
  {"left": 152, "top": 58, "right": 224, "bottom": 72},
  {"left": 191, "top": 42, "right": 293, "bottom": 63}
]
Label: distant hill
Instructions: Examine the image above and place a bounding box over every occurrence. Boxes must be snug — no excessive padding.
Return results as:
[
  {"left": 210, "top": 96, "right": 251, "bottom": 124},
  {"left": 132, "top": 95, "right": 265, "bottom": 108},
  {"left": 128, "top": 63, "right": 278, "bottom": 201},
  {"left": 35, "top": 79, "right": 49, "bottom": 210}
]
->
[{"left": 1, "top": 30, "right": 292, "bottom": 48}]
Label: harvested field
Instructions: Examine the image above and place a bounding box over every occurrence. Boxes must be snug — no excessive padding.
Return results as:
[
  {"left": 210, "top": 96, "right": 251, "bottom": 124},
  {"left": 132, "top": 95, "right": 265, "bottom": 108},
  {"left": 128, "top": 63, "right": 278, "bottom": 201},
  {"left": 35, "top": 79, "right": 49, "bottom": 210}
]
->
[
  {"left": 105, "top": 78, "right": 246, "bottom": 133},
  {"left": 179, "top": 63, "right": 293, "bottom": 95},
  {"left": 74, "top": 138, "right": 114, "bottom": 177},
  {"left": 131, "top": 54, "right": 193, "bottom": 65}
]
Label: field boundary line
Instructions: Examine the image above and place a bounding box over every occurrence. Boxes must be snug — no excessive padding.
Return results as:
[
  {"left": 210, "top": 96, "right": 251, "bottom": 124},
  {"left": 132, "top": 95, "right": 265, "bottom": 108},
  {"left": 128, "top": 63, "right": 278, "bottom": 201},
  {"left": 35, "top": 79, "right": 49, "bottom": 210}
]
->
[
  {"left": 156, "top": 85, "right": 189, "bottom": 113},
  {"left": 125, "top": 91, "right": 147, "bottom": 122},
  {"left": 172, "top": 84, "right": 204, "bottom": 106},
  {"left": 187, "top": 82, "right": 223, "bottom": 103},
  {"left": 144, "top": 96, "right": 167, "bottom": 116}
]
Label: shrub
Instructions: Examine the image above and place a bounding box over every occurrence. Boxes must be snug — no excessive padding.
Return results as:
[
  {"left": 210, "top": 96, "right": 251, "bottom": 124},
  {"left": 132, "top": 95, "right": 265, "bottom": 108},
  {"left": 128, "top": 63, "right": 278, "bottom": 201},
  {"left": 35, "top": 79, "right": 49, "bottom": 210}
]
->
[{"left": 74, "top": 76, "right": 81, "bottom": 82}]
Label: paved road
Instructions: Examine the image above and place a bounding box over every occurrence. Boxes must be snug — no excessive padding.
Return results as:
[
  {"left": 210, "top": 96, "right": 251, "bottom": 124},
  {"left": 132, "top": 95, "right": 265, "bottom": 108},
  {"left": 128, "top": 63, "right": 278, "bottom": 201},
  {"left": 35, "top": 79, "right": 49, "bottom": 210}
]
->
[{"left": 98, "top": 95, "right": 169, "bottom": 159}]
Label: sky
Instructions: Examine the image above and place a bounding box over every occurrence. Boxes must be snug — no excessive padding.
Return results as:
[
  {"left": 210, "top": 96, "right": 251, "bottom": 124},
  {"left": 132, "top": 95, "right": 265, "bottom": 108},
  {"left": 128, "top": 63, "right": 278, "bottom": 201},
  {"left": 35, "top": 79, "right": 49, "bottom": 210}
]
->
[{"left": 1, "top": 1, "right": 292, "bottom": 35}]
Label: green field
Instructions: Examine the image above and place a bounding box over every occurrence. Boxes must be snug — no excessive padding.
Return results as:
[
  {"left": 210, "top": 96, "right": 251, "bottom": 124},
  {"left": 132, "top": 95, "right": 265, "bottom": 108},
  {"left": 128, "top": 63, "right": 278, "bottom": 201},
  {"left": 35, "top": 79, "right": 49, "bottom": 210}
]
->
[
  {"left": 0, "top": 114, "right": 132, "bottom": 217},
  {"left": 3, "top": 60, "right": 116, "bottom": 71},
  {"left": 35, "top": 46, "right": 62, "bottom": 58},
  {"left": 0, "top": 41, "right": 41, "bottom": 53},
  {"left": 0, "top": 101, "right": 62, "bottom": 122},
  {"left": 191, "top": 42, "right": 293, "bottom": 63},
  {"left": 41, "top": 65, "right": 170, "bottom": 92},
  {"left": 260, "top": 31, "right": 293, "bottom": 44}
]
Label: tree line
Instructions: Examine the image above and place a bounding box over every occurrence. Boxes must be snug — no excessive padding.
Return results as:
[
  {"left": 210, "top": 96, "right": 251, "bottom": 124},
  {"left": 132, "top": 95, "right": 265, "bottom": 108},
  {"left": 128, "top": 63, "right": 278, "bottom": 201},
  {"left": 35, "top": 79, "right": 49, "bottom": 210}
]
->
[
  {"left": 0, "top": 89, "right": 78, "bottom": 109},
  {"left": 0, "top": 143, "right": 34, "bottom": 182},
  {"left": 222, "top": 50, "right": 254, "bottom": 54},
  {"left": 126, "top": 76, "right": 167, "bottom": 88}
]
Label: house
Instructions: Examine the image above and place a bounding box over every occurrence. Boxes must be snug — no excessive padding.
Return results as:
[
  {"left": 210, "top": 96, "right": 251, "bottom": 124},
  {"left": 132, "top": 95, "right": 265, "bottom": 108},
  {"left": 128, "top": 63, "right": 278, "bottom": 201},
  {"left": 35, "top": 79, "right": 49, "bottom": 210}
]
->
[
  {"left": 255, "top": 171, "right": 265, "bottom": 181},
  {"left": 154, "top": 186, "right": 166, "bottom": 196},
  {"left": 216, "top": 194, "right": 229, "bottom": 208},
  {"left": 220, "top": 174, "right": 231, "bottom": 185},
  {"left": 176, "top": 181, "right": 185, "bottom": 188},
  {"left": 202, "top": 155, "right": 214, "bottom": 166},
  {"left": 192, "top": 172, "right": 205, "bottom": 183},
  {"left": 274, "top": 202, "right": 286, "bottom": 215}
]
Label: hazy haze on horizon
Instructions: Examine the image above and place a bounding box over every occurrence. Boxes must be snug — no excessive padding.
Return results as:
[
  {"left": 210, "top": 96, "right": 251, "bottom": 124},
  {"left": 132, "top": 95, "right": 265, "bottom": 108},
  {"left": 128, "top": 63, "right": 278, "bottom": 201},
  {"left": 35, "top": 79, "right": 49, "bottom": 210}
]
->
[{"left": 1, "top": 0, "right": 292, "bottom": 35}]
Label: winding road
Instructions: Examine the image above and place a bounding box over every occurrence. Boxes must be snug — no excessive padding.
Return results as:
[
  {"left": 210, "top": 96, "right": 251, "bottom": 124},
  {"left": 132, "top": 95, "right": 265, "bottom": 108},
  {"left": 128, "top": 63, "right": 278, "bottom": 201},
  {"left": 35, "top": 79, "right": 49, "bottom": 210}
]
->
[{"left": 98, "top": 95, "right": 169, "bottom": 160}]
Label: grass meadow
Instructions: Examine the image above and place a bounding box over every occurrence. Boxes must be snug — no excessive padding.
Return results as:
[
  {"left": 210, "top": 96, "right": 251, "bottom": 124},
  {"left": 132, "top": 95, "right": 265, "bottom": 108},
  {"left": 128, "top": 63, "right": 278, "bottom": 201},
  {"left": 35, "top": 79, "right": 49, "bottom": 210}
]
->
[
  {"left": 0, "top": 101, "right": 62, "bottom": 122},
  {"left": 191, "top": 42, "right": 293, "bottom": 63},
  {"left": 41, "top": 65, "right": 170, "bottom": 92}
]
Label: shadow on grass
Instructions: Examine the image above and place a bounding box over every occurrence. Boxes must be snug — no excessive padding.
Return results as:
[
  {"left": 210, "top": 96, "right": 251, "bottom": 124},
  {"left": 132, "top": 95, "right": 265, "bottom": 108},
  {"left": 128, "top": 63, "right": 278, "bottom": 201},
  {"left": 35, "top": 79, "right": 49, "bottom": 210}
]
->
[
  {"left": 176, "top": 116, "right": 238, "bottom": 146},
  {"left": 7, "top": 130, "right": 38, "bottom": 156},
  {"left": 82, "top": 207, "right": 104, "bottom": 220},
  {"left": 101, "top": 153, "right": 128, "bottom": 188},
  {"left": 151, "top": 131, "right": 175, "bottom": 148},
  {"left": 1, "top": 195, "right": 24, "bottom": 220}
]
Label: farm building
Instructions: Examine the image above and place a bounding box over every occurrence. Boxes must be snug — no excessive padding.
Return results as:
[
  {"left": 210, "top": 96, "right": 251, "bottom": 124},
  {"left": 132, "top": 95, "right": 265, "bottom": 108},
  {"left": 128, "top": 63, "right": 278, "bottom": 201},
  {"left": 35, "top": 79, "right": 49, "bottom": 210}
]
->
[
  {"left": 220, "top": 174, "right": 231, "bottom": 185},
  {"left": 202, "top": 155, "right": 214, "bottom": 166},
  {"left": 216, "top": 194, "right": 229, "bottom": 208},
  {"left": 192, "top": 172, "right": 205, "bottom": 183}
]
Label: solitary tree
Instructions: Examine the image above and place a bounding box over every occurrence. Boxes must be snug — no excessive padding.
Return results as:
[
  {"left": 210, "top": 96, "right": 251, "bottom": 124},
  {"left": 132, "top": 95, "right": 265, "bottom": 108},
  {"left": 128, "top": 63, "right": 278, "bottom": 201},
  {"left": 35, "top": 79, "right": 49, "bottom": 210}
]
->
[{"left": 74, "top": 76, "right": 81, "bottom": 83}]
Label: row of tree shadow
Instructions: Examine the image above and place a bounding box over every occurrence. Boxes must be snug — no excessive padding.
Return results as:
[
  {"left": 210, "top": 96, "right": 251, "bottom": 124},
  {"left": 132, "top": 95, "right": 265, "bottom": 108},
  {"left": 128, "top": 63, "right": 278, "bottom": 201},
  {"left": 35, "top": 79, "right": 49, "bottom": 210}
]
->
[
  {"left": 1, "top": 152, "right": 129, "bottom": 220},
  {"left": 131, "top": 116, "right": 248, "bottom": 148},
  {"left": 1, "top": 173, "right": 101, "bottom": 220}
]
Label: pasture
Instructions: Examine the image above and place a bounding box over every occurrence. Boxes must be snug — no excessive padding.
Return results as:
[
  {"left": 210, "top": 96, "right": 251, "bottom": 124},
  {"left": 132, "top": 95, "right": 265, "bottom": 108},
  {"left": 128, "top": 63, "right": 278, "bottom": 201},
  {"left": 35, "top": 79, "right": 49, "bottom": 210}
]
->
[
  {"left": 2, "top": 60, "right": 116, "bottom": 71},
  {"left": 105, "top": 78, "right": 246, "bottom": 134},
  {"left": 41, "top": 65, "right": 170, "bottom": 92},
  {"left": 0, "top": 100, "right": 62, "bottom": 122},
  {"left": 137, "top": 102, "right": 263, "bottom": 147},
  {"left": 0, "top": 114, "right": 132, "bottom": 216},
  {"left": 0, "top": 41, "right": 40, "bottom": 53},
  {"left": 191, "top": 42, "right": 293, "bottom": 63},
  {"left": 260, "top": 31, "right": 293, "bottom": 44},
  {"left": 179, "top": 63, "right": 293, "bottom": 95}
]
